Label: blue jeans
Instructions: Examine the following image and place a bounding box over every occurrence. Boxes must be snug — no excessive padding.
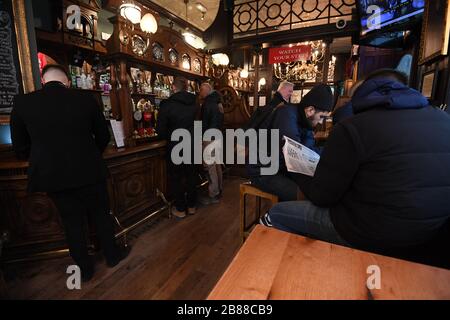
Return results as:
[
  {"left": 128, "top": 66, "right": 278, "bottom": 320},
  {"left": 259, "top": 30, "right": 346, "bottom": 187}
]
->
[
  {"left": 268, "top": 201, "right": 350, "bottom": 247},
  {"left": 250, "top": 173, "right": 298, "bottom": 201}
]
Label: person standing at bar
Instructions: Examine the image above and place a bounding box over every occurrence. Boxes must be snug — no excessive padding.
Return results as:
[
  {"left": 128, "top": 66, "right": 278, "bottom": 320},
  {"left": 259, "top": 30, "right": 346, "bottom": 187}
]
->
[
  {"left": 157, "top": 77, "right": 197, "bottom": 218},
  {"left": 10, "top": 64, "right": 129, "bottom": 282},
  {"left": 199, "top": 82, "right": 224, "bottom": 205}
]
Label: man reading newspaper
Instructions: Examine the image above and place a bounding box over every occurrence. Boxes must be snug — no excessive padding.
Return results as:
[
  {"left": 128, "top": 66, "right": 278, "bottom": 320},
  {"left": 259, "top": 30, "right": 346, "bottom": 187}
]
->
[{"left": 260, "top": 69, "right": 450, "bottom": 266}]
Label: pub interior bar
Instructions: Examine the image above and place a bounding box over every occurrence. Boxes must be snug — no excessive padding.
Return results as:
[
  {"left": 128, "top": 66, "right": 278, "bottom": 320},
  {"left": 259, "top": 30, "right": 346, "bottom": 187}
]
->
[{"left": 0, "top": 0, "right": 449, "bottom": 301}]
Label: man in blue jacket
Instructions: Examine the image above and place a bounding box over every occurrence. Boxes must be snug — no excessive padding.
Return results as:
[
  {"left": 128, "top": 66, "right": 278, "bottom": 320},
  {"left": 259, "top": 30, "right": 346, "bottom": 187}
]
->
[
  {"left": 262, "top": 69, "right": 450, "bottom": 256},
  {"left": 248, "top": 84, "right": 333, "bottom": 201}
]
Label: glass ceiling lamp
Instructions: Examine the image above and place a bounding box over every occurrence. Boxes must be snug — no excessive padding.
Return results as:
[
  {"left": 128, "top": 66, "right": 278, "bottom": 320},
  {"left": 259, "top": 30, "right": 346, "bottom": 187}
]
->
[
  {"left": 212, "top": 53, "right": 229, "bottom": 66},
  {"left": 182, "top": 0, "right": 195, "bottom": 40},
  {"left": 140, "top": 13, "right": 158, "bottom": 34},
  {"left": 196, "top": 2, "right": 207, "bottom": 21},
  {"left": 119, "top": 1, "right": 142, "bottom": 25},
  {"left": 181, "top": 1, "right": 205, "bottom": 49}
]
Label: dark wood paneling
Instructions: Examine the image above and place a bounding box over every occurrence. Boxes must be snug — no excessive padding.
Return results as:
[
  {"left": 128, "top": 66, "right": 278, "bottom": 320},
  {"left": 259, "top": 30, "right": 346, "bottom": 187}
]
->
[
  {"left": 0, "top": 142, "right": 167, "bottom": 262},
  {"left": 357, "top": 46, "right": 404, "bottom": 79}
]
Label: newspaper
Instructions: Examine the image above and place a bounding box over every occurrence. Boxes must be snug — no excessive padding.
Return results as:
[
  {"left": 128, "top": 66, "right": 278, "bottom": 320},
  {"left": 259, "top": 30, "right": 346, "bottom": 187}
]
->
[{"left": 282, "top": 135, "right": 320, "bottom": 177}]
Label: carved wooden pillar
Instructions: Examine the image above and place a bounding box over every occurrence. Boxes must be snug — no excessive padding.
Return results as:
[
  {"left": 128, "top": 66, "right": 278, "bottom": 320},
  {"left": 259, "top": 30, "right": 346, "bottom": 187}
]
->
[
  {"left": 117, "top": 59, "right": 134, "bottom": 146},
  {"left": 109, "top": 62, "right": 120, "bottom": 119},
  {"left": 253, "top": 46, "right": 261, "bottom": 108},
  {"left": 322, "top": 39, "right": 332, "bottom": 84}
]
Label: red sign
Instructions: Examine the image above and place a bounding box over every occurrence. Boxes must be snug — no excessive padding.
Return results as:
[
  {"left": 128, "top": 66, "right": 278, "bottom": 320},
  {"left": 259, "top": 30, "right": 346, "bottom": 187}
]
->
[{"left": 268, "top": 45, "right": 312, "bottom": 64}]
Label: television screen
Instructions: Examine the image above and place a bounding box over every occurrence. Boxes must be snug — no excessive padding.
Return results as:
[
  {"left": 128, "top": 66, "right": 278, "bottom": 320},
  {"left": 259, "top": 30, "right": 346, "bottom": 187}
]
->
[
  {"left": 359, "top": 0, "right": 425, "bottom": 35},
  {"left": 0, "top": 124, "right": 12, "bottom": 145}
]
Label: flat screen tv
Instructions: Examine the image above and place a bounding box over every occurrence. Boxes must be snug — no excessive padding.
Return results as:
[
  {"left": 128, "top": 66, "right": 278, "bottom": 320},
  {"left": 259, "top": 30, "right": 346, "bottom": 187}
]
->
[
  {"left": 359, "top": 0, "right": 425, "bottom": 35},
  {"left": 0, "top": 124, "right": 12, "bottom": 146}
]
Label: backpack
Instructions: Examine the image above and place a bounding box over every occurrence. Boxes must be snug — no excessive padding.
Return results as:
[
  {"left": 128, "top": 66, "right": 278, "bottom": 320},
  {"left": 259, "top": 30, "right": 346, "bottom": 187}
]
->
[{"left": 245, "top": 102, "right": 285, "bottom": 130}]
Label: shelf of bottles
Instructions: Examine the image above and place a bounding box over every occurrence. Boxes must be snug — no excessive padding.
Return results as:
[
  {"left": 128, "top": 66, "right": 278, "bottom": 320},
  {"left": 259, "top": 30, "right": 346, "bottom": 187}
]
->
[
  {"left": 227, "top": 70, "right": 254, "bottom": 93},
  {"left": 69, "top": 62, "right": 113, "bottom": 121},
  {"left": 128, "top": 67, "right": 158, "bottom": 141},
  {"left": 152, "top": 73, "right": 200, "bottom": 105},
  {"left": 125, "top": 67, "right": 202, "bottom": 142}
]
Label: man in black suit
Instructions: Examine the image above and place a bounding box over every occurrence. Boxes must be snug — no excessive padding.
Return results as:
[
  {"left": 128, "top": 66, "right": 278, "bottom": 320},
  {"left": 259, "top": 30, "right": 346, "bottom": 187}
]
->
[{"left": 10, "top": 64, "right": 129, "bottom": 281}]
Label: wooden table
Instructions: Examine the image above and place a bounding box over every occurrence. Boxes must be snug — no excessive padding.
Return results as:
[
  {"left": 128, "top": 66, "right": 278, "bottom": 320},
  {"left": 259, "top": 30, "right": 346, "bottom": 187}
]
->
[{"left": 208, "top": 225, "right": 450, "bottom": 300}]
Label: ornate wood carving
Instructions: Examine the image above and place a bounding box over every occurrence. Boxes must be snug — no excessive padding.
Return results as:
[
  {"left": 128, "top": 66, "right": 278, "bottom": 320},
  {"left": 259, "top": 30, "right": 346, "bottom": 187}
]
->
[
  {"left": 0, "top": 143, "right": 167, "bottom": 262},
  {"left": 106, "top": 16, "right": 206, "bottom": 77},
  {"left": 233, "top": 0, "right": 356, "bottom": 39}
]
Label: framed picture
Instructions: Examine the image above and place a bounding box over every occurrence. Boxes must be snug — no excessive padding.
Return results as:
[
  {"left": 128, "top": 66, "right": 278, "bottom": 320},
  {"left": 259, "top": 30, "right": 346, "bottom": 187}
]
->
[
  {"left": 421, "top": 70, "right": 436, "bottom": 99},
  {"left": 419, "top": 0, "right": 450, "bottom": 64}
]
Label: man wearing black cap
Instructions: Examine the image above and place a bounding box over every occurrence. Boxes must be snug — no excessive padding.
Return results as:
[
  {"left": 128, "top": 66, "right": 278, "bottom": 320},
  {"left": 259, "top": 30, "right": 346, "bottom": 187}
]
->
[
  {"left": 274, "top": 83, "right": 333, "bottom": 155},
  {"left": 249, "top": 84, "right": 334, "bottom": 201}
]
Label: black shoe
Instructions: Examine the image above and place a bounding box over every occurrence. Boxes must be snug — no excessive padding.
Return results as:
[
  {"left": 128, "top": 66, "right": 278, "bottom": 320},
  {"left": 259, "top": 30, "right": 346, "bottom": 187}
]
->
[
  {"left": 199, "top": 195, "right": 220, "bottom": 206},
  {"left": 81, "top": 266, "right": 95, "bottom": 282},
  {"left": 106, "top": 245, "right": 132, "bottom": 268}
]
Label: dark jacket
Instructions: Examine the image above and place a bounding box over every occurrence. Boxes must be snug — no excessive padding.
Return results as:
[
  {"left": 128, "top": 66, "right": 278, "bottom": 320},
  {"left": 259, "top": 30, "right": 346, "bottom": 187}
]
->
[
  {"left": 10, "top": 81, "right": 110, "bottom": 192},
  {"left": 332, "top": 101, "right": 353, "bottom": 124},
  {"left": 201, "top": 90, "right": 224, "bottom": 131},
  {"left": 156, "top": 90, "right": 197, "bottom": 153},
  {"left": 274, "top": 104, "right": 317, "bottom": 151},
  {"left": 271, "top": 104, "right": 319, "bottom": 172},
  {"left": 246, "top": 91, "right": 287, "bottom": 177},
  {"left": 291, "top": 79, "right": 450, "bottom": 251}
]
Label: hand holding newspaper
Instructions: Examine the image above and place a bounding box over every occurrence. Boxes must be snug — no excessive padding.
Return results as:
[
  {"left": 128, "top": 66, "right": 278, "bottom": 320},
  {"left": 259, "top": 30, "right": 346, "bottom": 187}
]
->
[{"left": 282, "top": 135, "right": 320, "bottom": 177}]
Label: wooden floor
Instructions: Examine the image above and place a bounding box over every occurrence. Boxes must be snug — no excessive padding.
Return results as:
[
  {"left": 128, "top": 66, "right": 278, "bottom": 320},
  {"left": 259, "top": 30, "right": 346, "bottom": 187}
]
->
[{"left": 3, "top": 176, "right": 246, "bottom": 299}]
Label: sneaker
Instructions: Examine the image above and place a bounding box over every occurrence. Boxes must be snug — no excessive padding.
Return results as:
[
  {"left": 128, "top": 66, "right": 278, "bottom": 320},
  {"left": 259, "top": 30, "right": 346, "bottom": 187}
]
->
[
  {"left": 171, "top": 207, "right": 186, "bottom": 218},
  {"left": 187, "top": 207, "right": 196, "bottom": 215},
  {"left": 199, "top": 195, "right": 220, "bottom": 206},
  {"left": 259, "top": 212, "right": 273, "bottom": 227},
  {"left": 107, "top": 245, "right": 131, "bottom": 268}
]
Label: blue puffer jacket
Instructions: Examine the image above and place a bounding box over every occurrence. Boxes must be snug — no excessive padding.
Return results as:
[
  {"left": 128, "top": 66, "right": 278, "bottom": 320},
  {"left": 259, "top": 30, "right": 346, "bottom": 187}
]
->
[{"left": 292, "top": 78, "right": 450, "bottom": 251}]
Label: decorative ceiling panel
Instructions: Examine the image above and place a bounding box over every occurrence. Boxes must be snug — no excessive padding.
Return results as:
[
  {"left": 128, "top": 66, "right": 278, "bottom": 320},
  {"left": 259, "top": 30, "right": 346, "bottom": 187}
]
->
[
  {"left": 233, "top": 0, "right": 356, "bottom": 39},
  {"left": 149, "top": 0, "right": 220, "bottom": 31}
]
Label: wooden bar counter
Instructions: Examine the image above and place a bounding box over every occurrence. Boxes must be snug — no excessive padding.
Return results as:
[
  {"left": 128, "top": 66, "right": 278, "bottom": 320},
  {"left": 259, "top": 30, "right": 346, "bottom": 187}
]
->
[{"left": 0, "top": 140, "right": 168, "bottom": 263}]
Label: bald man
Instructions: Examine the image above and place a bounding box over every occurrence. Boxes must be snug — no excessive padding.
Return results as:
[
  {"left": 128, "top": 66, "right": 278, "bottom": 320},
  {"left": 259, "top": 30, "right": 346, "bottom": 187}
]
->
[{"left": 11, "top": 64, "right": 129, "bottom": 281}]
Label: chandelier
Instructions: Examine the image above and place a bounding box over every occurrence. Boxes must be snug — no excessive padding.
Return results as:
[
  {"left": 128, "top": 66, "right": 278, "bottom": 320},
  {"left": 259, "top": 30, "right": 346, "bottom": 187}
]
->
[
  {"left": 273, "top": 40, "right": 326, "bottom": 82},
  {"left": 327, "top": 55, "right": 337, "bottom": 82}
]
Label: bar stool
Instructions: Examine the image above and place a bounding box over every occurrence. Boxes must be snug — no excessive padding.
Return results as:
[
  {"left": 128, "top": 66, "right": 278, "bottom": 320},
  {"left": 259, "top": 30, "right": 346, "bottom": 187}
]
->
[{"left": 240, "top": 182, "right": 278, "bottom": 242}]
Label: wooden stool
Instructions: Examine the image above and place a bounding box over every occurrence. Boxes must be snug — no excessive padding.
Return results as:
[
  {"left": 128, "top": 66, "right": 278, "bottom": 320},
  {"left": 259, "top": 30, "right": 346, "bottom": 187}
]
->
[{"left": 240, "top": 182, "right": 278, "bottom": 242}]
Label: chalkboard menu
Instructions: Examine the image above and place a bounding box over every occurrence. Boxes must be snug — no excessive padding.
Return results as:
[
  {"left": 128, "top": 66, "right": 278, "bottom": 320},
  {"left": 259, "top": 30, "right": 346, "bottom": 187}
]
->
[{"left": 0, "top": 0, "right": 23, "bottom": 114}]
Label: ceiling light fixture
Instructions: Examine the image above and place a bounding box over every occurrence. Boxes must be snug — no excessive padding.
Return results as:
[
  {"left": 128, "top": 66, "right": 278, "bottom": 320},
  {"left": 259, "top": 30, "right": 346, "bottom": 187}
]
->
[
  {"left": 140, "top": 12, "right": 158, "bottom": 34},
  {"left": 119, "top": 1, "right": 142, "bottom": 25},
  {"left": 196, "top": 2, "right": 207, "bottom": 20},
  {"left": 212, "top": 53, "right": 229, "bottom": 66}
]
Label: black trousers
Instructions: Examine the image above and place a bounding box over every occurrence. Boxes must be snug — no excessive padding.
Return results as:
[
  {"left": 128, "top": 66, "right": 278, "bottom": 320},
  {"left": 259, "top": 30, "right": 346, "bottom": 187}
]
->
[
  {"left": 48, "top": 182, "right": 119, "bottom": 270},
  {"left": 168, "top": 162, "right": 197, "bottom": 211}
]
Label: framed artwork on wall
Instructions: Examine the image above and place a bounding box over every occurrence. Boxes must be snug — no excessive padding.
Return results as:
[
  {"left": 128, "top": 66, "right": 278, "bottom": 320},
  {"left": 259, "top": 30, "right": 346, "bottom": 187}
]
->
[
  {"left": 419, "top": 0, "right": 450, "bottom": 64},
  {"left": 420, "top": 69, "right": 436, "bottom": 99}
]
